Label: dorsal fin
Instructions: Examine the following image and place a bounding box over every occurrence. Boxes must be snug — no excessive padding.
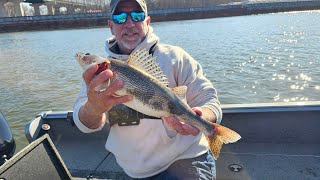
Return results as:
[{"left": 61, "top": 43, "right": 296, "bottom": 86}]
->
[
  {"left": 127, "top": 48, "right": 169, "bottom": 87},
  {"left": 172, "top": 86, "right": 188, "bottom": 104}
]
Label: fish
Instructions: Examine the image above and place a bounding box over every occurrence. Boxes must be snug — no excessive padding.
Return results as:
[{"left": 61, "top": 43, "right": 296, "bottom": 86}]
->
[{"left": 75, "top": 49, "right": 241, "bottom": 160}]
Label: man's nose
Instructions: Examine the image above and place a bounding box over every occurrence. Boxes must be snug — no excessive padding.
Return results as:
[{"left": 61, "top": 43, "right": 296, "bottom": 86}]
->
[{"left": 124, "top": 15, "right": 135, "bottom": 28}]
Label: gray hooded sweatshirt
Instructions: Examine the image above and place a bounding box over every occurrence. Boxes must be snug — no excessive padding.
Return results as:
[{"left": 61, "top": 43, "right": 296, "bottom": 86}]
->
[{"left": 73, "top": 27, "right": 222, "bottom": 178}]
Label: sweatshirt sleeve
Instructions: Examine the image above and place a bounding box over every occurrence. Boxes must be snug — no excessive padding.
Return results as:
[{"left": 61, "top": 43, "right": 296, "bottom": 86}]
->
[
  {"left": 175, "top": 48, "right": 222, "bottom": 124},
  {"left": 73, "top": 81, "right": 106, "bottom": 133}
]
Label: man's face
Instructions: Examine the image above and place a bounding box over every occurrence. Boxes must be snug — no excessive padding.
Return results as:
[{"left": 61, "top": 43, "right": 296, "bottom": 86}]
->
[{"left": 108, "top": 1, "right": 150, "bottom": 54}]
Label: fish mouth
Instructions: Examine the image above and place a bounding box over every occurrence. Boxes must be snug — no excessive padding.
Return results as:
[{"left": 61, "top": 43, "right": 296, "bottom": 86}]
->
[
  {"left": 75, "top": 52, "right": 84, "bottom": 60},
  {"left": 95, "top": 62, "right": 109, "bottom": 75}
]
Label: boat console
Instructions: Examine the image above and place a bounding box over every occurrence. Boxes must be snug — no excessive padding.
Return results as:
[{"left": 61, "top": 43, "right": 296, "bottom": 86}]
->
[{"left": 0, "top": 112, "right": 15, "bottom": 166}]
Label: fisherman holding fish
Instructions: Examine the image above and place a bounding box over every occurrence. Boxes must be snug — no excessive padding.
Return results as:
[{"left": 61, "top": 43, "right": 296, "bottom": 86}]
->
[{"left": 73, "top": 0, "right": 240, "bottom": 179}]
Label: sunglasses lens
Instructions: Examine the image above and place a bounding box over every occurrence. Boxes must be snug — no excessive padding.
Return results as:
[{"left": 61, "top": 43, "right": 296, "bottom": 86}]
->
[
  {"left": 131, "top": 12, "right": 145, "bottom": 22},
  {"left": 112, "top": 12, "right": 145, "bottom": 24},
  {"left": 112, "top": 12, "right": 127, "bottom": 24}
]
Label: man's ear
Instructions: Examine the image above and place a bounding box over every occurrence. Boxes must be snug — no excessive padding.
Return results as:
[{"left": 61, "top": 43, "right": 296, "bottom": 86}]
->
[
  {"left": 107, "top": 20, "right": 114, "bottom": 35},
  {"left": 146, "top": 16, "right": 151, "bottom": 25}
]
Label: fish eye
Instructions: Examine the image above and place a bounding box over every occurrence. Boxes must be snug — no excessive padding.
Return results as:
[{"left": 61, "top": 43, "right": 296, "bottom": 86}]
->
[{"left": 85, "top": 53, "right": 90, "bottom": 55}]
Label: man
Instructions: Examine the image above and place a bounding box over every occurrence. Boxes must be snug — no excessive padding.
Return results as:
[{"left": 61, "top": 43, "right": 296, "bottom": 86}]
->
[{"left": 73, "top": 0, "right": 222, "bottom": 179}]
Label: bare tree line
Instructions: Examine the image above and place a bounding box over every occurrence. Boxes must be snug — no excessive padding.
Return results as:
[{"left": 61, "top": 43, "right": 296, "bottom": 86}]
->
[
  {"left": 61, "top": 0, "right": 242, "bottom": 10},
  {"left": 146, "top": 0, "right": 241, "bottom": 9},
  {"left": 1, "top": 0, "right": 242, "bottom": 17},
  {"left": 63, "top": 0, "right": 111, "bottom": 6}
]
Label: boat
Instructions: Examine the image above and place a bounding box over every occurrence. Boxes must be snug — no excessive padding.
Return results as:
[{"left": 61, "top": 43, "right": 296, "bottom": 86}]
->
[{"left": 1, "top": 101, "right": 320, "bottom": 179}]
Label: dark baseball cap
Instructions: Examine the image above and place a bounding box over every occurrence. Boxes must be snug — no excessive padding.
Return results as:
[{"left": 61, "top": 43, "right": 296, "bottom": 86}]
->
[{"left": 110, "top": 0, "right": 148, "bottom": 16}]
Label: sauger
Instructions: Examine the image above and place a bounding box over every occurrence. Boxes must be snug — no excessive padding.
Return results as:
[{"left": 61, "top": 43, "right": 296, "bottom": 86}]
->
[{"left": 75, "top": 49, "right": 241, "bottom": 160}]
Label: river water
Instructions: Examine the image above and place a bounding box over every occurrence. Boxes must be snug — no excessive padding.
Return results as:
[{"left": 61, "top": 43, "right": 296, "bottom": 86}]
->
[{"left": 0, "top": 10, "right": 319, "bottom": 152}]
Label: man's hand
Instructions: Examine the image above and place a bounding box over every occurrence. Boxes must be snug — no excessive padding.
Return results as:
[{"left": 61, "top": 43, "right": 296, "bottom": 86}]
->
[
  {"left": 79, "top": 64, "right": 132, "bottom": 129},
  {"left": 83, "top": 64, "right": 132, "bottom": 113},
  {"left": 161, "top": 107, "right": 204, "bottom": 136}
]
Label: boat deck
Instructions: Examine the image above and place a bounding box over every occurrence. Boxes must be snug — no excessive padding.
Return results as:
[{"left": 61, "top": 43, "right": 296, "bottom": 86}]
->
[{"left": 25, "top": 102, "right": 320, "bottom": 179}]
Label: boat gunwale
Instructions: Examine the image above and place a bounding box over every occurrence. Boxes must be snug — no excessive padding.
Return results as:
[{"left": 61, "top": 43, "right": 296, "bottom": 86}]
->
[{"left": 222, "top": 101, "right": 320, "bottom": 113}]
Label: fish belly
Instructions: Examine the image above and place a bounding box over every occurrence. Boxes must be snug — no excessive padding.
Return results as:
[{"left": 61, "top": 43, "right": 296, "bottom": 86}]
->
[{"left": 123, "top": 98, "right": 169, "bottom": 118}]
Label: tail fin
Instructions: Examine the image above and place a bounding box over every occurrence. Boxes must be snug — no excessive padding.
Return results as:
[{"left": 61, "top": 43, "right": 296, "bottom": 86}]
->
[{"left": 205, "top": 123, "right": 241, "bottom": 160}]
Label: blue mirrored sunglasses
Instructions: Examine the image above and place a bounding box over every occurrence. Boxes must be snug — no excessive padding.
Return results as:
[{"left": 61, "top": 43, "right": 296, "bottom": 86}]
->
[{"left": 112, "top": 11, "right": 145, "bottom": 24}]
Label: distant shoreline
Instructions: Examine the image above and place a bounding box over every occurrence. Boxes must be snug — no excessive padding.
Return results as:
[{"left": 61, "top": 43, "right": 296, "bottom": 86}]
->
[{"left": 1, "top": 1, "right": 320, "bottom": 33}]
